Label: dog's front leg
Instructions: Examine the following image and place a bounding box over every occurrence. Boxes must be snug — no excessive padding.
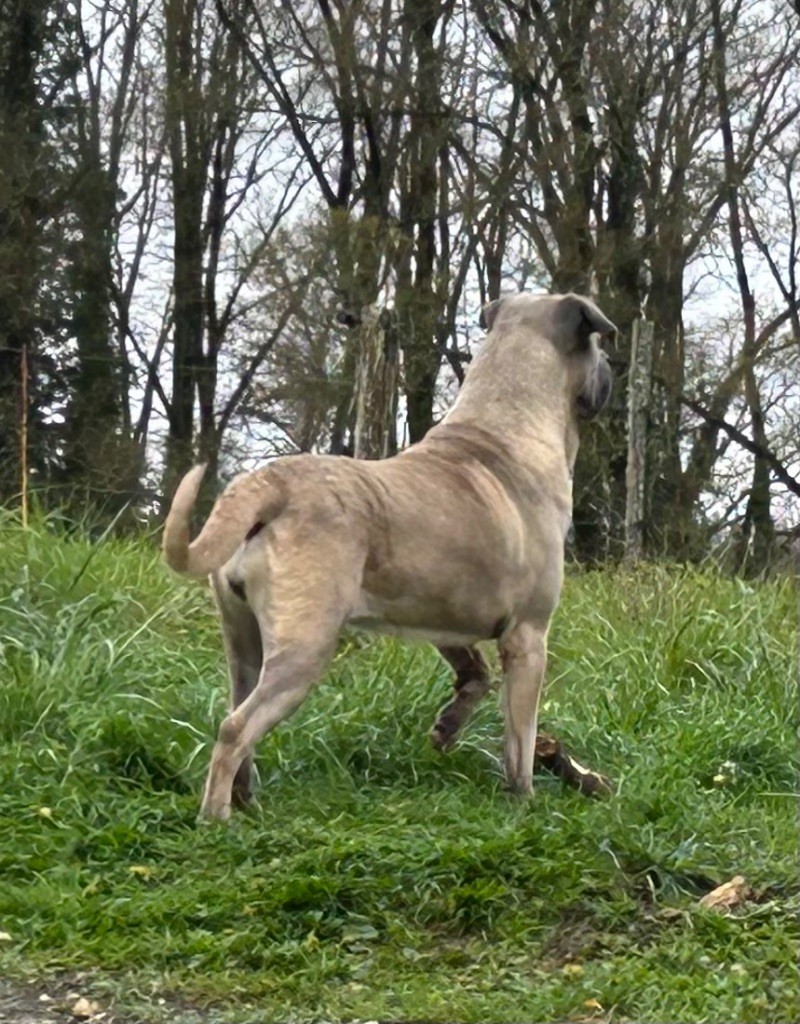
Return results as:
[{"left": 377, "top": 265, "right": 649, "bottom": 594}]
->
[
  {"left": 500, "top": 623, "right": 547, "bottom": 796},
  {"left": 431, "top": 645, "right": 492, "bottom": 750}
]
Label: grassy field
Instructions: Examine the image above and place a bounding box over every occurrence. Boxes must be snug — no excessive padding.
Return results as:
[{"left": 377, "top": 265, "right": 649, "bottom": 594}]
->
[{"left": 0, "top": 512, "right": 797, "bottom": 1024}]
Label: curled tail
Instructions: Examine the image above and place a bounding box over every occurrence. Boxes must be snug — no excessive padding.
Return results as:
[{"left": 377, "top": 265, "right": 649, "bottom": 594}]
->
[{"left": 162, "top": 463, "right": 286, "bottom": 578}]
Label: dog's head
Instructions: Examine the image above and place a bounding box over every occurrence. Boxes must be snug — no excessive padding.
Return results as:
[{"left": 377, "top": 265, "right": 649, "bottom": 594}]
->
[{"left": 481, "top": 292, "right": 616, "bottom": 420}]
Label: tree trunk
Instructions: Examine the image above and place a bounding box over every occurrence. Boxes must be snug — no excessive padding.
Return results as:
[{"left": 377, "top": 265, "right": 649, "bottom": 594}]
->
[
  {"left": 163, "top": 0, "right": 206, "bottom": 500},
  {"left": 62, "top": 160, "right": 129, "bottom": 513},
  {"left": 397, "top": 0, "right": 446, "bottom": 444},
  {"left": 353, "top": 308, "right": 399, "bottom": 460},
  {"left": 647, "top": 251, "right": 690, "bottom": 557},
  {"left": 711, "top": 0, "right": 774, "bottom": 574},
  {"left": 0, "top": 2, "right": 45, "bottom": 504},
  {"left": 733, "top": 362, "right": 775, "bottom": 575}
]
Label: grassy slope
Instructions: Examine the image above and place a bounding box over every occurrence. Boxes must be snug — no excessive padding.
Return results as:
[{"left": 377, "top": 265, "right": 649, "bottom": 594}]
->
[{"left": 0, "top": 513, "right": 797, "bottom": 1024}]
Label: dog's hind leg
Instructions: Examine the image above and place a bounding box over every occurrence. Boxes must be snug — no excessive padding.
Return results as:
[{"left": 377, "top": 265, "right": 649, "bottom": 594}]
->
[
  {"left": 500, "top": 623, "right": 547, "bottom": 796},
  {"left": 430, "top": 646, "right": 492, "bottom": 751},
  {"left": 200, "top": 555, "right": 359, "bottom": 822},
  {"left": 199, "top": 638, "right": 336, "bottom": 821},
  {"left": 212, "top": 575, "right": 263, "bottom": 809}
]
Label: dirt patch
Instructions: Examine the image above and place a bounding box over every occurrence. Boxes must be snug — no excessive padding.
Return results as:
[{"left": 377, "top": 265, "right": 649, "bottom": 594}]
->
[
  {"left": 0, "top": 979, "right": 102, "bottom": 1024},
  {"left": 0, "top": 979, "right": 211, "bottom": 1024},
  {"left": 0, "top": 979, "right": 592, "bottom": 1024}
]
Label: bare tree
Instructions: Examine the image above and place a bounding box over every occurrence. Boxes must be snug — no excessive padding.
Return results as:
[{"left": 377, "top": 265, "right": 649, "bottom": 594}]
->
[
  {"left": 0, "top": 1, "right": 51, "bottom": 503},
  {"left": 2, "top": 0, "right": 797, "bottom": 560}
]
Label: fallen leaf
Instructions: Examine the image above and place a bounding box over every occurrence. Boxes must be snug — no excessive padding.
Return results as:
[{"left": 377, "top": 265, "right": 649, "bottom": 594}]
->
[
  {"left": 699, "top": 875, "right": 751, "bottom": 912},
  {"left": 712, "top": 760, "right": 739, "bottom": 787},
  {"left": 127, "top": 865, "right": 153, "bottom": 879},
  {"left": 341, "top": 922, "right": 379, "bottom": 944},
  {"left": 70, "top": 996, "right": 102, "bottom": 1019}
]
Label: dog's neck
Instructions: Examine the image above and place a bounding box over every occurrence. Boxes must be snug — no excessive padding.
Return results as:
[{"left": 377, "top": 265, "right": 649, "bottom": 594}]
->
[{"left": 443, "top": 334, "right": 578, "bottom": 486}]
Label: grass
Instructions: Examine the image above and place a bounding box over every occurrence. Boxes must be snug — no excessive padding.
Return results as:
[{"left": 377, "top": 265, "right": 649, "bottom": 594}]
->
[{"left": 0, "top": 510, "right": 797, "bottom": 1023}]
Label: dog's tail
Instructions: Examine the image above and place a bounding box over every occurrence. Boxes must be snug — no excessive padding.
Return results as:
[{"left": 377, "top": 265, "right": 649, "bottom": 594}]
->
[{"left": 162, "top": 463, "right": 286, "bottom": 578}]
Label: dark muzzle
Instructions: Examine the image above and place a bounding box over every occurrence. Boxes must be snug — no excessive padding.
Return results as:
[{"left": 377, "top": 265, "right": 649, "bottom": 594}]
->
[{"left": 577, "top": 352, "right": 613, "bottom": 420}]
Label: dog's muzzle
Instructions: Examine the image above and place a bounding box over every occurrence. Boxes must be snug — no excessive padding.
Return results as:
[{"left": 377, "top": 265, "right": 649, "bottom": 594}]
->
[{"left": 577, "top": 352, "right": 613, "bottom": 420}]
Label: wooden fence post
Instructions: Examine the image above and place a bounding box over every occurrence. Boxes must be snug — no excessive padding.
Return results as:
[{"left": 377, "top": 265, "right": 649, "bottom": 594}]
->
[{"left": 624, "top": 319, "right": 654, "bottom": 561}]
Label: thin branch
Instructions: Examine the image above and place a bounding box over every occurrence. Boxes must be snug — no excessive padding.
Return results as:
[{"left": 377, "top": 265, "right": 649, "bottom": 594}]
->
[
  {"left": 679, "top": 394, "right": 800, "bottom": 499},
  {"left": 215, "top": 0, "right": 339, "bottom": 208},
  {"left": 217, "top": 274, "right": 316, "bottom": 439}
]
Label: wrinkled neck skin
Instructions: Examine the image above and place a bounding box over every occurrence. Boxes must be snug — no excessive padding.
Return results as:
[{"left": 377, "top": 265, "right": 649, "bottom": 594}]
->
[{"left": 441, "top": 327, "right": 579, "bottom": 491}]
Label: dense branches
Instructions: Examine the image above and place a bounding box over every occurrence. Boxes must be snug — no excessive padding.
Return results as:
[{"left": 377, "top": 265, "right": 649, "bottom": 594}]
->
[{"left": 0, "top": 0, "right": 797, "bottom": 567}]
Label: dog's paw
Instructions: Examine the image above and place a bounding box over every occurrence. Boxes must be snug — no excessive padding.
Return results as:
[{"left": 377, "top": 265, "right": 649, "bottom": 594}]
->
[
  {"left": 196, "top": 802, "right": 232, "bottom": 825},
  {"left": 504, "top": 777, "right": 534, "bottom": 798},
  {"left": 234, "top": 795, "right": 262, "bottom": 818},
  {"left": 430, "top": 722, "right": 456, "bottom": 752},
  {"left": 231, "top": 787, "right": 257, "bottom": 810},
  {"left": 430, "top": 707, "right": 463, "bottom": 751}
]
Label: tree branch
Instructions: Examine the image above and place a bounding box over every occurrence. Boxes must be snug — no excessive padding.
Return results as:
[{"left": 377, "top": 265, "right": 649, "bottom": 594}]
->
[{"left": 679, "top": 394, "right": 800, "bottom": 499}]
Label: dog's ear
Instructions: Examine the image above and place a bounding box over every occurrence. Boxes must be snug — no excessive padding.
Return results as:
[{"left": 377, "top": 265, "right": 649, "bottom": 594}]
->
[
  {"left": 559, "top": 294, "right": 617, "bottom": 350},
  {"left": 480, "top": 297, "right": 505, "bottom": 332}
]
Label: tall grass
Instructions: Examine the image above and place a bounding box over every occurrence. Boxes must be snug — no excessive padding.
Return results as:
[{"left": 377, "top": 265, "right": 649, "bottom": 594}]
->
[{"left": 0, "top": 511, "right": 797, "bottom": 1023}]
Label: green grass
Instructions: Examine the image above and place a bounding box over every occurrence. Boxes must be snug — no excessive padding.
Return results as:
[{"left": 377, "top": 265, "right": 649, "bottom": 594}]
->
[{"left": 0, "top": 510, "right": 797, "bottom": 1023}]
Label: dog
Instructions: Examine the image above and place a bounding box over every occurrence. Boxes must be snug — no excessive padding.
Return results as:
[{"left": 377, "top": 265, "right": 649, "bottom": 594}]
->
[{"left": 163, "top": 292, "right": 616, "bottom": 820}]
